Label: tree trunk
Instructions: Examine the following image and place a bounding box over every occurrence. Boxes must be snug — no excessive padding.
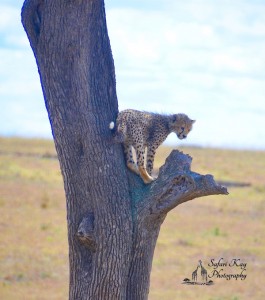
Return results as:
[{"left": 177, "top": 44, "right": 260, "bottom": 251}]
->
[{"left": 21, "top": 1, "right": 228, "bottom": 299}]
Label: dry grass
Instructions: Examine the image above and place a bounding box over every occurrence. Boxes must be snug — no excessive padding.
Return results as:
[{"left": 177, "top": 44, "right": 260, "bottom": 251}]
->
[{"left": 0, "top": 137, "right": 264, "bottom": 299}]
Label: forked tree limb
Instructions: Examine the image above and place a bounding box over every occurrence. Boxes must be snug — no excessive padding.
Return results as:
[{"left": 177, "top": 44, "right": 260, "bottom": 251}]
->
[{"left": 125, "top": 150, "right": 228, "bottom": 298}]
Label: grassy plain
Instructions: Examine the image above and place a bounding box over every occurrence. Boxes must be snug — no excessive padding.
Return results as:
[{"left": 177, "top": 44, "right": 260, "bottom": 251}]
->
[{"left": 0, "top": 137, "right": 264, "bottom": 300}]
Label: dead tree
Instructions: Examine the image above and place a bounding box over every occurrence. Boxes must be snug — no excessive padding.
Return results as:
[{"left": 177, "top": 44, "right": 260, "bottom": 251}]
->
[{"left": 21, "top": 0, "right": 228, "bottom": 299}]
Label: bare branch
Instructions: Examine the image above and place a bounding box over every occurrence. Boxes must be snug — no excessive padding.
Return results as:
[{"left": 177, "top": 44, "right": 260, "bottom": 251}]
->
[{"left": 138, "top": 150, "right": 228, "bottom": 215}]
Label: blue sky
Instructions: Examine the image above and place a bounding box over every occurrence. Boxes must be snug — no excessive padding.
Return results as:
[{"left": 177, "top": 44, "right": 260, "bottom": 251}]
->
[{"left": 0, "top": 0, "right": 265, "bottom": 149}]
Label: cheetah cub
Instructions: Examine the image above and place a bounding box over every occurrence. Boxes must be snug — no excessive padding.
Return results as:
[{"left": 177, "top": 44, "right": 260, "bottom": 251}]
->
[{"left": 110, "top": 109, "right": 195, "bottom": 184}]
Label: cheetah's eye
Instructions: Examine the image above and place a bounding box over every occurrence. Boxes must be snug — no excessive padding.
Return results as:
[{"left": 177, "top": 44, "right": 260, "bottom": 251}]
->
[{"left": 181, "top": 127, "right": 184, "bottom": 131}]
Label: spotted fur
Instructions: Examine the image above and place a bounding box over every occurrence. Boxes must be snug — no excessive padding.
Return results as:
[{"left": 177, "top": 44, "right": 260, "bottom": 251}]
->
[{"left": 111, "top": 109, "right": 195, "bottom": 184}]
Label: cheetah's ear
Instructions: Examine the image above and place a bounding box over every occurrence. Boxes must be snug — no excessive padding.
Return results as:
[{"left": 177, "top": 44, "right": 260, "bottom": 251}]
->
[
  {"left": 172, "top": 114, "right": 177, "bottom": 122},
  {"left": 191, "top": 119, "right": 196, "bottom": 124}
]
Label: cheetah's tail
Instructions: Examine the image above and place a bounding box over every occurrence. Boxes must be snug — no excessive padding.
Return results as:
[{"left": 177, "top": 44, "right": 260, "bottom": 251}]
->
[{"left": 109, "top": 121, "right": 115, "bottom": 130}]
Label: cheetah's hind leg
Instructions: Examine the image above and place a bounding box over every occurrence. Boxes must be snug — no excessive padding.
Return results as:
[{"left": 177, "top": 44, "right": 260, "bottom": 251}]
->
[
  {"left": 111, "top": 122, "right": 126, "bottom": 143},
  {"left": 124, "top": 144, "right": 139, "bottom": 175},
  {"left": 113, "top": 131, "right": 125, "bottom": 143},
  {"left": 138, "top": 167, "right": 154, "bottom": 184},
  {"left": 135, "top": 145, "right": 154, "bottom": 184}
]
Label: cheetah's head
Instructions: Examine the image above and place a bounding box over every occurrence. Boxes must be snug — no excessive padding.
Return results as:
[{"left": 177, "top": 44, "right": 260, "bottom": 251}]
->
[{"left": 171, "top": 114, "right": 195, "bottom": 140}]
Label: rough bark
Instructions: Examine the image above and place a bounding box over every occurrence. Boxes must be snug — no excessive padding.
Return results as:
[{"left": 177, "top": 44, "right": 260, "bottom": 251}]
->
[{"left": 21, "top": 1, "right": 228, "bottom": 299}]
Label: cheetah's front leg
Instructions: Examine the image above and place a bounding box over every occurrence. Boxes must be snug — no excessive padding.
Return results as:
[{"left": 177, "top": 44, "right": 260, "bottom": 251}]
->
[
  {"left": 146, "top": 145, "right": 157, "bottom": 176},
  {"left": 135, "top": 146, "right": 154, "bottom": 184}
]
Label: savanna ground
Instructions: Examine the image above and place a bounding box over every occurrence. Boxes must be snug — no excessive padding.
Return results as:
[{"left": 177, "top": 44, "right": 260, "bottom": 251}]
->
[{"left": 0, "top": 137, "right": 264, "bottom": 300}]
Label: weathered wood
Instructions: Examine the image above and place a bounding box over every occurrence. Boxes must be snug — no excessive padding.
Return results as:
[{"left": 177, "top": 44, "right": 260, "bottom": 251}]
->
[
  {"left": 21, "top": 1, "right": 228, "bottom": 299},
  {"left": 124, "top": 150, "right": 227, "bottom": 299}
]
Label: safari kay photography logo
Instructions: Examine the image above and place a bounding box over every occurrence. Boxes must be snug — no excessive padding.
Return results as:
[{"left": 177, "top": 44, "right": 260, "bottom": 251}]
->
[{"left": 182, "top": 258, "right": 247, "bottom": 285}]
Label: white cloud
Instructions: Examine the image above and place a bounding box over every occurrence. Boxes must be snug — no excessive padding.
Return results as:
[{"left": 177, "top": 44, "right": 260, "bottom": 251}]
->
[
  {"left": 0, "top": 4, "right": 28, "bottom": 48},
  {"left": 0, "top": 5, "right": 19, "bottom": 30},
  {"left": 0, "top": 49, "right": 41, "bottom": 95},
  {"left": 106, "top": 2, "right": 265, "bottom": 149},
  {"left": 107, "top": 5, "right": 265, "bottom": 75},
  {"left": 0, "top": 3, "right": 48, "bottom": 138}
]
